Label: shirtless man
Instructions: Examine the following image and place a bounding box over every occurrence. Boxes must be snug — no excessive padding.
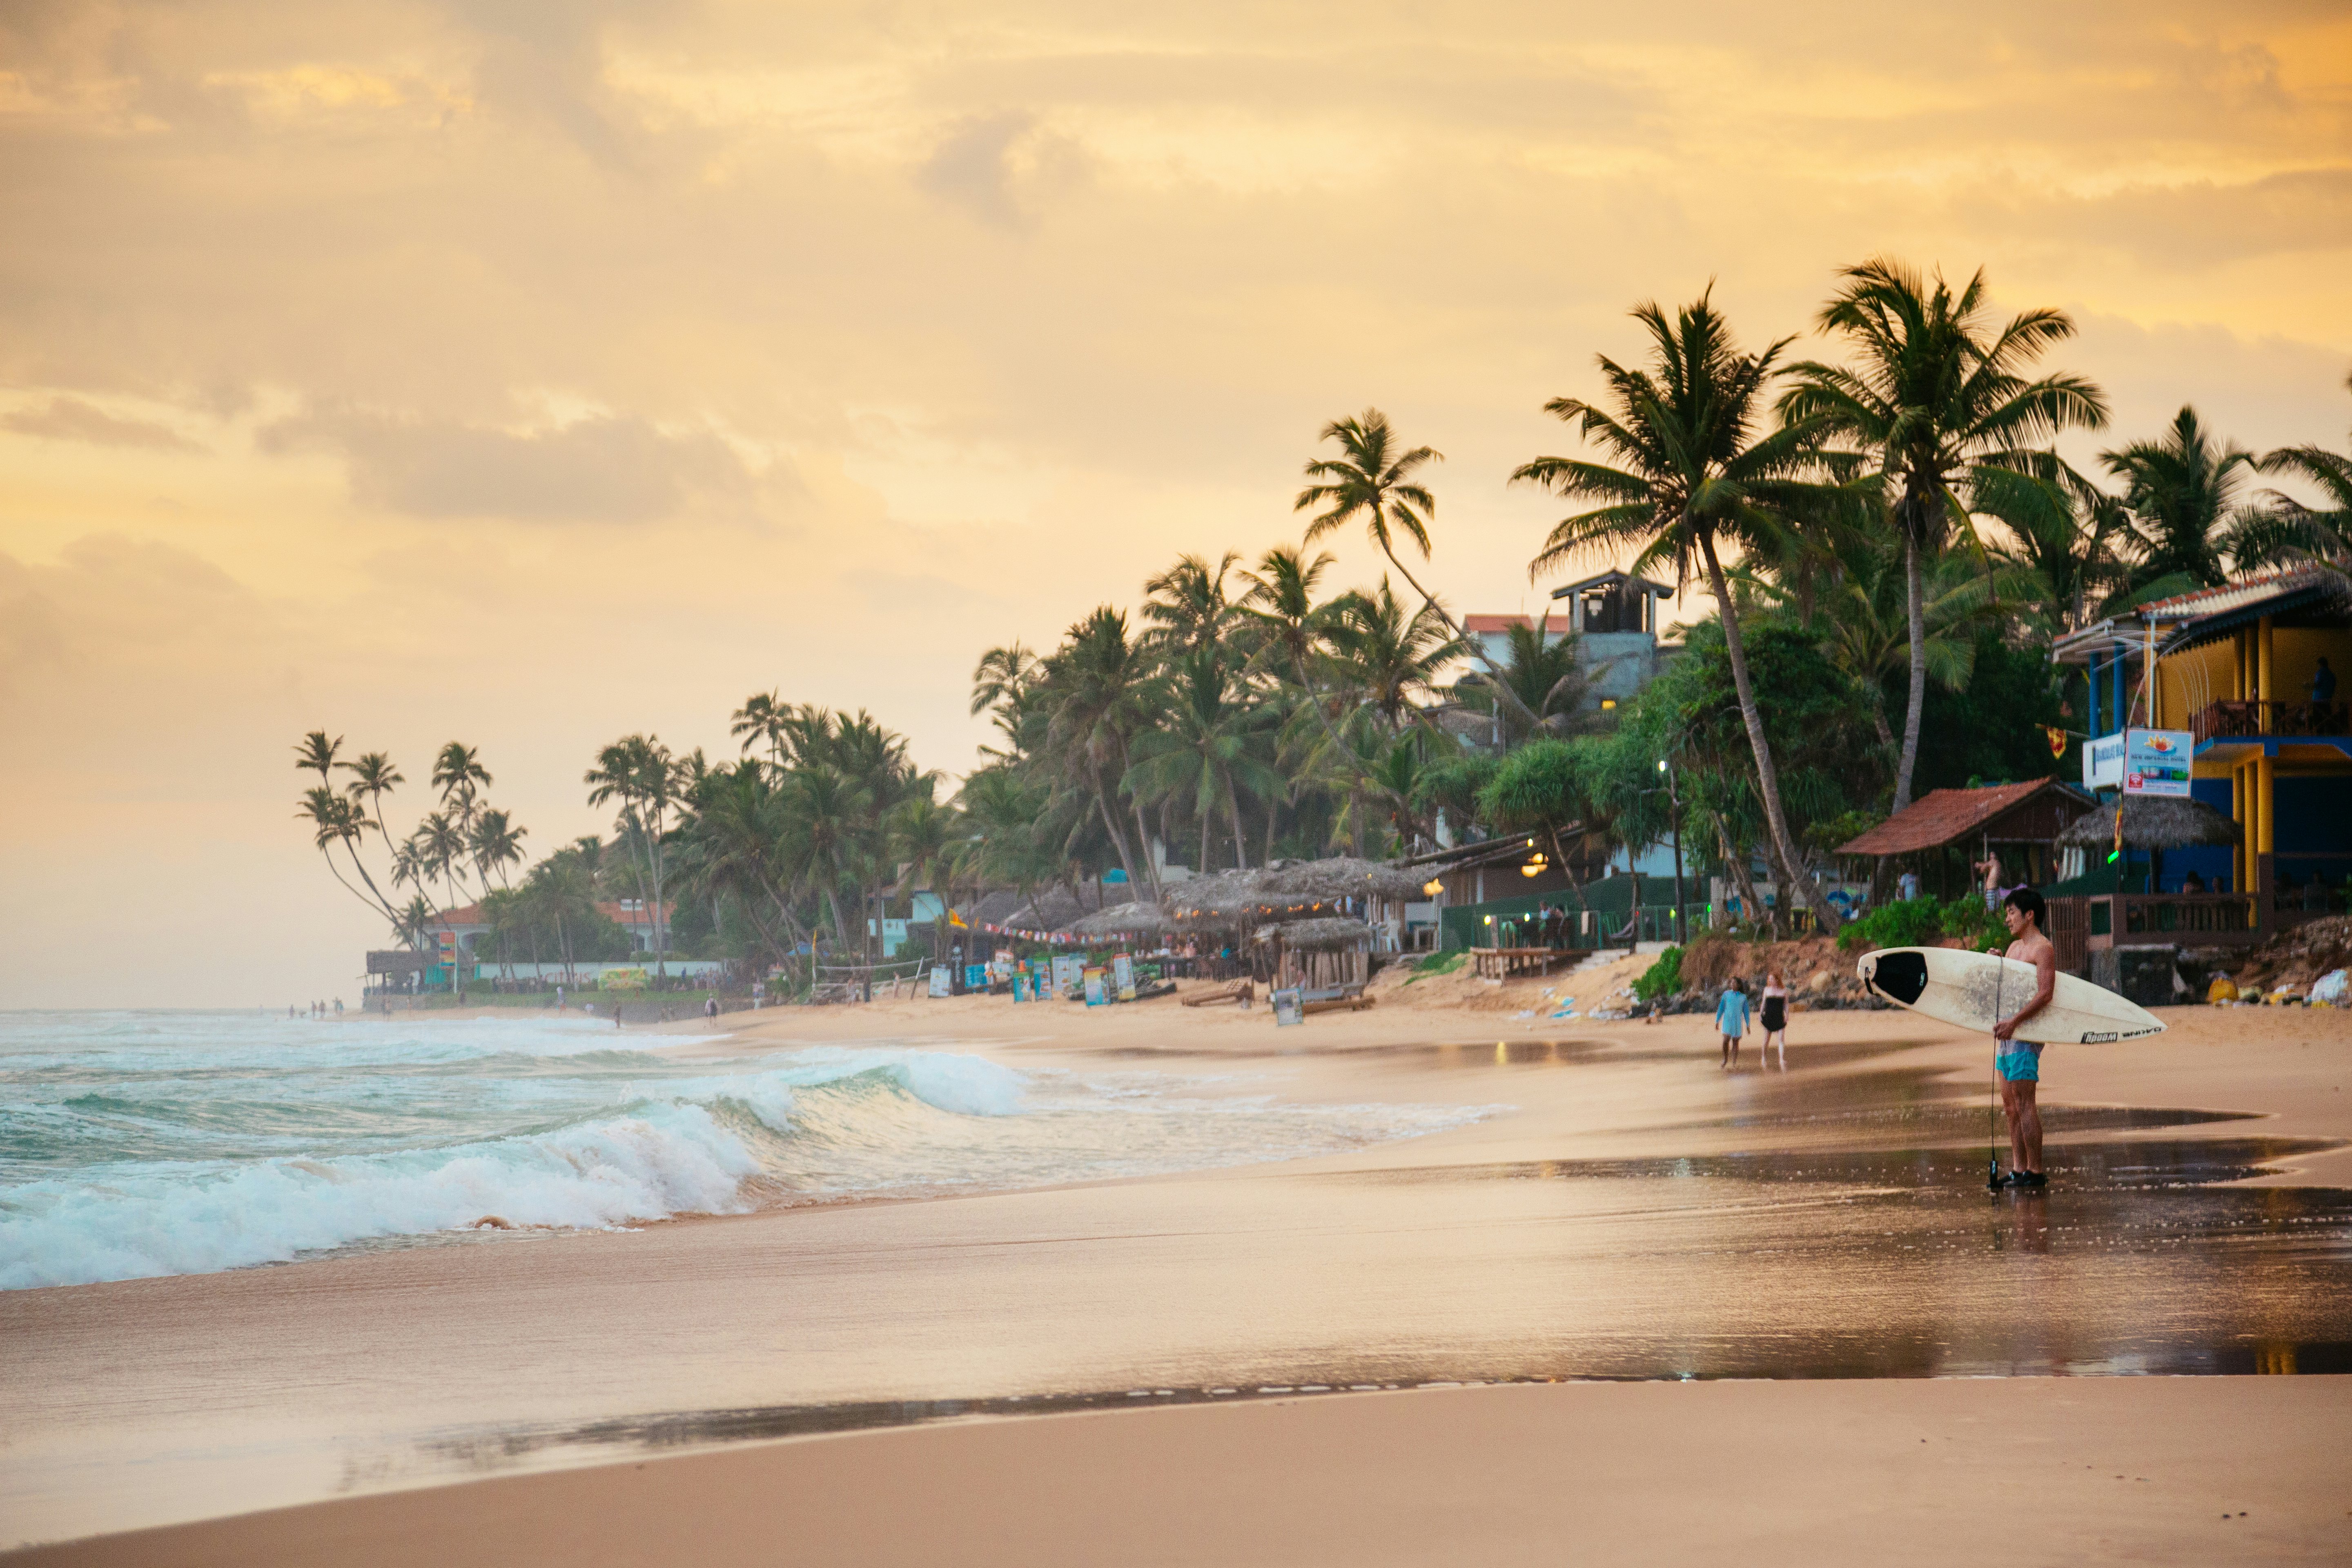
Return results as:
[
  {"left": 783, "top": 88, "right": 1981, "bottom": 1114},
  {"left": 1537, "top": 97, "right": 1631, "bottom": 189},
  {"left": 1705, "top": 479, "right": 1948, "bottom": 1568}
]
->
[{"left": 1991, "top": 886, "right": 2057, "bottom": 1189}]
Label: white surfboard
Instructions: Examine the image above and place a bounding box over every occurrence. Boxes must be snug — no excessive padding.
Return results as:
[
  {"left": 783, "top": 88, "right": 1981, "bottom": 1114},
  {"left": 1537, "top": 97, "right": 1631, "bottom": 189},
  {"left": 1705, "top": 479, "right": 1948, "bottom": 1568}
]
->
[{"left": 1855, "top": 947, "right": 2166, "bottom": 1045}]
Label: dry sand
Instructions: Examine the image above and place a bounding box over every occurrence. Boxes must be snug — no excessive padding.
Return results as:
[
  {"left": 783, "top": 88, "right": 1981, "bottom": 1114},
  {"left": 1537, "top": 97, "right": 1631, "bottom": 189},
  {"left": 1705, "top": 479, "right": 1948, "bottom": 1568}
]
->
[{"left": 6, "top": 973, "right": 2349, "bottom": 1564}]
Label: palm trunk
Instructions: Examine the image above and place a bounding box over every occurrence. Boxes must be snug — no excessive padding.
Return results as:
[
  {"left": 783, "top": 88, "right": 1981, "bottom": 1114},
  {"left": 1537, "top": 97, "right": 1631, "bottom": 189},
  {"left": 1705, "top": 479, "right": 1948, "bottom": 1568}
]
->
[
  {"left": 1223, "top": 771, "right": 1250, "bottom": 872},
  {"left": 1199, "top": 790, "right": 1214, "bottom": 875},
  {"left": 1717, "top": 822, "right": 1771, "bottom": 936},
  {"left": 1699, "top": 532, "right": 1841, "bottom": 933},
  {"left": 1893, "top": 532, "right": 1928, "bottom": 812}
]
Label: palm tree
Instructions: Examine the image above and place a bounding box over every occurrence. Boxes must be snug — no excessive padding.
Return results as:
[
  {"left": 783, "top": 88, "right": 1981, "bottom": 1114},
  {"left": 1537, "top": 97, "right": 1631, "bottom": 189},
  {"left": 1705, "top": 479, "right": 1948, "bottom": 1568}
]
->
[
  {"left": 339, "top": 751, "right": 404, "bottom": 863},
  {"left": 1039, "top": 607, "right": 1165, "bottom": 898},
  {"left": 731, "top": 692, "right": 793, "bottom": 772},
  {"left": 888, "top": 793, "right": 965, "bottom": 959},
  {"left": 1296, "top": 410, "right": 1544, "bottom": 734},
  {"left": 1323, "top": 578, "right": 1464, "bottom": 733},
  {"left": 1780, "top": 258, "right": 2108, "bottom": 811},
  {"left": 410, "top": 809, "right": 472, "bottom": 993},
  {"left": 2244, "top": 377, "right": 2352, "bottom": 569},
  {"left": 2101, "top": 406, "right": 2259, "bottom": 593},
  {"left": 1141, "top": 552, "right": 1243, "bottom": 657},
  {"left": 1238, "top": 544, "right": 1360, "bottom": 768},
  {"left": 1512, "top": 288, "right": 1842, "bottom": 931},
  {"left": 1975, "top": 458, "right": 2139, "bottom": 631},
  {"left": 296, "top": 785, "right": 399, "bottom": 921},
  {"left": 294, "top": 731, "right": 343, "bottom": 789},
  {"left": 1122, "top": 649, "right": 1284, "bottom": 872},
  {"left": 584, "top": 736, "right": 684, "bottom": 979},
  {"left": 1457, "top": 610, "right": 1600, "bottom": 742}
]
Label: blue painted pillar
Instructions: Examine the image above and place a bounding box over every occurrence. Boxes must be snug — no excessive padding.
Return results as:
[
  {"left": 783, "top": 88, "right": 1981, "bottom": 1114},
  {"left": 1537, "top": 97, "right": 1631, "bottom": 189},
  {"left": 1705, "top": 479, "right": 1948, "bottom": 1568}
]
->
[
  {"left": 2113, "top": 650, "right": 2127, "bottom": 733},
  {"left": 2087, "top": 654, "right": 2100, "bottom": 739}
]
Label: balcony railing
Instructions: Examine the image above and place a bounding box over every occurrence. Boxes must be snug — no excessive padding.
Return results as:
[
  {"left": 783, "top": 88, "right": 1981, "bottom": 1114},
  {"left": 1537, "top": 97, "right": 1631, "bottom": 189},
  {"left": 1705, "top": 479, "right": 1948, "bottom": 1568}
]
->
[{"left": 2190, "top": 698, "right": 2350, "bottom": 744}]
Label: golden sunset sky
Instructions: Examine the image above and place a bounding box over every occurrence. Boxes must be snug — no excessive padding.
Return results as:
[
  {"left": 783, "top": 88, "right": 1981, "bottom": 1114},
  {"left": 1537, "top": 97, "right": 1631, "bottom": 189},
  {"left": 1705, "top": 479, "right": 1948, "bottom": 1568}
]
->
[{"left": 3, "top": 0, "right": 2348, "bottom": 1005}]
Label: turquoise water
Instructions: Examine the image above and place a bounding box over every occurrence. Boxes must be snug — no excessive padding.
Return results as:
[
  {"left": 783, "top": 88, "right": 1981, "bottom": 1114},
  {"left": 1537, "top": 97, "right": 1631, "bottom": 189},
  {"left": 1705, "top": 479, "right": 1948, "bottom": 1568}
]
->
[{"left": 0, "top": 1011, "right": 1488, "bottom": 1290}]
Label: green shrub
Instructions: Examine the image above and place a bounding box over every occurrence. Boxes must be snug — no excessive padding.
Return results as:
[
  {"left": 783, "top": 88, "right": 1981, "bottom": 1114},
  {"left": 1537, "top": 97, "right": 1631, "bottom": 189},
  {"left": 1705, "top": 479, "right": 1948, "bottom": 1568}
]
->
[
  {"left": 1404, "top": 949, "right": 1467, "bottom": 985},
  {"left": 1835, "top": 895, "right": 2010, "bottom": 954},
  {"left": 1634, "top": 944, "right": 1683, "bottom": 1002}
]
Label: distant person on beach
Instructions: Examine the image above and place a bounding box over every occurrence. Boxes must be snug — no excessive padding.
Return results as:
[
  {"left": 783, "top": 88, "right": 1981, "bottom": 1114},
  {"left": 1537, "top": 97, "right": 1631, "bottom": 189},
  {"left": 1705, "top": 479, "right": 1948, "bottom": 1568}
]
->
[
  {"left": 1897, "top": 869, "right": 1920, "bottom": 902},
  {"left": 1760, "top": 969, "right": 1788, "bottom": 1070},
  {"left": 1716, "top": 978, "right": 1750, "bottom": 1069},
  {"left": 1992, "top": 887, "right": 2058, "bottom": 1189},
  {"left": 1971, "top": 851, "right": 2005, "bottom": 910},
  {"left": 2182, "top": 870, "right": 2206, "bottom": 893},
  {"left": 704, "top": 997, "right": 719, "bottom": 1025},
  {"left": 2311, "top": 656, "right": 2336, "bottom": 704}
]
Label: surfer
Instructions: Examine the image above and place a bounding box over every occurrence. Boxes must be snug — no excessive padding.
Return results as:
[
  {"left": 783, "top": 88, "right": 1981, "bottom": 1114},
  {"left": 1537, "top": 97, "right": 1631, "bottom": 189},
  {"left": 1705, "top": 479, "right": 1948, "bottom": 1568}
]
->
[{"left": 1992, "top": 887, "right": 2057, "bottom": 1189}]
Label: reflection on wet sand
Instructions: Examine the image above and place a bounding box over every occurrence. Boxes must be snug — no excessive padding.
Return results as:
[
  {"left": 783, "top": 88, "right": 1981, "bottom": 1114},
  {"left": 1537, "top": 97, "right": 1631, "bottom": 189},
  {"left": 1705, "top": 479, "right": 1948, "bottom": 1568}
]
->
[{"left": 379, "top": 1094, "right": 2352, "bottom": 1486}]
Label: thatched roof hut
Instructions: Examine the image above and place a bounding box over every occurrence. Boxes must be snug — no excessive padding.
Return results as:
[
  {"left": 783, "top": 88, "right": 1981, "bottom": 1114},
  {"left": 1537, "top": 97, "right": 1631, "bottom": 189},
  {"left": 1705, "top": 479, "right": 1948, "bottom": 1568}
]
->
[
  {"left": 1260, "top": 856, "right": 1428, "bottom": 902},
  {"left": 1252, "top": 915, "right": 1375, "bottom": 951},
  {"left": 1165, "top": 869, "right": 1279, "bottom": 925},
  {"left": 2057, "top": 796, "right": 2242, "bottom": 851},
  {"left": 1067, "top": 901, "right": 1169, "bottom": 939}
]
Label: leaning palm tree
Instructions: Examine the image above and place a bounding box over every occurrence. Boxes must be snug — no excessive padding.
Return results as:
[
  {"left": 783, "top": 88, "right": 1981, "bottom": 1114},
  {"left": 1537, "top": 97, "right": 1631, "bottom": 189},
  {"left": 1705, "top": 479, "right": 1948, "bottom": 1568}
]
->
[
  {"left": 1322, "top": 578, "right": 1465, "bottom": 733},
  {"left": 2101, "top": 405, "right": 2257, "bottom": 593},
  {"left": 1238, "top": 544, "right": 1360, "bottom": 767},
  {"left": 1512, "top": 288, "right": 1841, "bottom": 931},
  {"left": 1780, "top": 258, "right": 2108, "bottom": 811},
  {"left": 1296, "top": 409, "right": 1544, "bottom": 734},
  {"left": 338, "top": 751, "right": 404, "bottom": 864}
]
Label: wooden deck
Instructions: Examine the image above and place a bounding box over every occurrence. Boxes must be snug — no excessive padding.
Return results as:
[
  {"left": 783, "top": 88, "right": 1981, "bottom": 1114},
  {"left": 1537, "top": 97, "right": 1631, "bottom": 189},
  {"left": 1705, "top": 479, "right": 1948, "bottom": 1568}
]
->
[{"left": 1469, "top": 946, "right": 1568, "bottom": 980}]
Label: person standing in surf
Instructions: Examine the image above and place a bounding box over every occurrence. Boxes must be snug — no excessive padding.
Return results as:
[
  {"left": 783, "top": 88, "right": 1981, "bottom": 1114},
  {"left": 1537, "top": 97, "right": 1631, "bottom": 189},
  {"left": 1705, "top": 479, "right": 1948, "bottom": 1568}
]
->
[
  {"left": 1991, "top": 887, "right": 2058, "bottom": 1189},
  {"left": 1716, "top": 977, "right": 1750, "bottom": 1069}
]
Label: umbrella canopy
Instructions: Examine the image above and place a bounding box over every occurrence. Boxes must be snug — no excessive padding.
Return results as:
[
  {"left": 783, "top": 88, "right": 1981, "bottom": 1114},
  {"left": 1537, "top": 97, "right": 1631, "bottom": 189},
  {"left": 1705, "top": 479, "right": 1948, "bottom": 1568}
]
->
[
  {"left": 1260, "top": 856, "right": 1428, "bottom": 902},
  {"left": 1254, "top": 915, "right": 1376, "bottom": 952},
  {"left": 2056, "top": 796, "right": 2242, "bottom": 851},
  {"left": 1165, "top": 869, "right": 1280, "bottom": 924},
  {"left": 1067, "top": 901, "right": 1169, "bottom": 938}
]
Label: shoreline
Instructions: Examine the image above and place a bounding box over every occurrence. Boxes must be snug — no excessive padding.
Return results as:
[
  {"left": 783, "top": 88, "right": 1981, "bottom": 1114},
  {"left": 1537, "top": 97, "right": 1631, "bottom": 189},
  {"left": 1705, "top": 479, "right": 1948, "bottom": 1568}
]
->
[{"left": 6, "top": 990, "right": 2348, "bottom": 1558}]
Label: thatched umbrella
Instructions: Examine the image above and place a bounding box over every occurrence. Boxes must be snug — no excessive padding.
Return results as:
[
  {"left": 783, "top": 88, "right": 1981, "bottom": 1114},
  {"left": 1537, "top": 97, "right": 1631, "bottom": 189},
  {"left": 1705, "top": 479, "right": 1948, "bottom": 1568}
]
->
[
  {"left": 1256, "top": 915, "right": 1375, "bottom": 951},
  {"left": 1165, "top": 869, "right": 1279, "bottom": 926},
  {"left": 1067, "top": 901, "right": 1169, "bottom": 939},
  {"left": 1260, "top": 856, "right": 1428, "bottom": 903},
  {"left": 2057, "top": 797, "right": 2241, "bottom": 851}
]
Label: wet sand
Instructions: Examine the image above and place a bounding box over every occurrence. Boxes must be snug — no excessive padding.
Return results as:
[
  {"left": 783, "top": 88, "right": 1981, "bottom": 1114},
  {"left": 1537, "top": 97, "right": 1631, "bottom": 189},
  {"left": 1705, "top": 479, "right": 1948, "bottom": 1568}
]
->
[{"left": 6, "top": 989, "right": 2349, "bottom": 1561}]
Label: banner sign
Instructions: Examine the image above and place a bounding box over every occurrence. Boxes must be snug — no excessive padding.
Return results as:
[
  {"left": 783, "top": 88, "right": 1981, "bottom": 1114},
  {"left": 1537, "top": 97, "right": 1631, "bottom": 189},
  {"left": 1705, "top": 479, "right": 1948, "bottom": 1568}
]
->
[
  {"left": 2083, "top": 732, "right": 2126, "bottom": 790},
  {"left": 2122, "top": 727, "right": 2193, "bottom": 797}
]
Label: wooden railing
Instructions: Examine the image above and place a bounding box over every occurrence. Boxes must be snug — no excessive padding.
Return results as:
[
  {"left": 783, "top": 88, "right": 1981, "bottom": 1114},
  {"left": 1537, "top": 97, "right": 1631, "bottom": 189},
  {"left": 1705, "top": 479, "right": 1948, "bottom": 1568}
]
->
[
  {"left": 2082, "top": 892, "right": 2258, "bottom": 944},
  {"left": 2190, "top": 699, "right": 2350, "bottom": 743}
]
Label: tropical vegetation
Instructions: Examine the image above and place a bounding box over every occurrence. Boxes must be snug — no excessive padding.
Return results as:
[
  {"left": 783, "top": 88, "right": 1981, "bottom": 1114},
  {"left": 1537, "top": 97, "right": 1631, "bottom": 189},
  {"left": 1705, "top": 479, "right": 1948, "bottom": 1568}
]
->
[{"left": 296, "top": 264, "right": 2352, "bottom": 973}]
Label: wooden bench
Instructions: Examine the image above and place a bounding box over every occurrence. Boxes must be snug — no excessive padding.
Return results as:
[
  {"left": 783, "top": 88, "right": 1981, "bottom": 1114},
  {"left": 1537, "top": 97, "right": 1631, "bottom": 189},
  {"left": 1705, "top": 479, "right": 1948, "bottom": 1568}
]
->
[{"left": 1182, "top": 979, "right": 1255, "bottom": 1009}]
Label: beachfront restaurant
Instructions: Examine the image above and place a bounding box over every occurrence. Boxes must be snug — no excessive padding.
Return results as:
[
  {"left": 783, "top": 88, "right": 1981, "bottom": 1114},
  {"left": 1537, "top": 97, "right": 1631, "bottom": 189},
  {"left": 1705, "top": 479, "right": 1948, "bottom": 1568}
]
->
[{"left": 2047, "top": 566, "right": 2352, "bottom": 962}]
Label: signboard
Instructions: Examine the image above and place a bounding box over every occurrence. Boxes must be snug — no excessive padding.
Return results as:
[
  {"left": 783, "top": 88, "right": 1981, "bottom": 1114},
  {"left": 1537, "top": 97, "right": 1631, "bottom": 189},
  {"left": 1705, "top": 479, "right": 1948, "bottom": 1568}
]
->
[
  {"left": 1053, "top": 955, "right": 1085, "bottom": 996},
  {"left": 1011, "top": 974, "right": 1032, "bottom": 1003},
  {"left": 1112, "top": 953, "right": 1136, "bottom": 1002},
  {"left": 2123, "top": 727, "right": 2193, "bottom": 797},
  {"left": 1082, "top": 967, "right": 1107, "bottom": 1007},
  {"left": 963, "top": 963, "right": 989, "bottom": 991},
  {"left": 1272, "top": 987, "right": 1304, "bottom": 1027},
  {"left": 929, "top": 965, "right": 951, "bottom": 998},
  {"left": 2083, "top": 732, "right": 2126, "bottom": 790}
]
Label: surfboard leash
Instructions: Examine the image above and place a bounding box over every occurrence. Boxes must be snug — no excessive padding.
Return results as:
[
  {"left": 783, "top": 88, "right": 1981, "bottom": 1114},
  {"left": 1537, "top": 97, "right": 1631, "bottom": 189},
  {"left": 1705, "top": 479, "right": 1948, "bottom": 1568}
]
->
[{"left": 1987, "top": 960, "right": 2004, "bottom": 1194}]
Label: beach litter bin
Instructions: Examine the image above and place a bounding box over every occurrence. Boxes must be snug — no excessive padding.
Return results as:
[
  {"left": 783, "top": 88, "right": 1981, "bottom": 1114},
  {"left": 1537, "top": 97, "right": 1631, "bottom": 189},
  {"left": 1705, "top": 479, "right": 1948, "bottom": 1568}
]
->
[{"left": 2090, "top": 945, "right": 2177, "bottom": 1008}]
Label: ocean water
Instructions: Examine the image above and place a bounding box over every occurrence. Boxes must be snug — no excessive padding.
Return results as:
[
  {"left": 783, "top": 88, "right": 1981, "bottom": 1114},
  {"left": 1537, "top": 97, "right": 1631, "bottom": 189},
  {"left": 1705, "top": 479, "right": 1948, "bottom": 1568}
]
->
[{"left": 0, "top": 1011, "right": 1489, "bottom": 1291}]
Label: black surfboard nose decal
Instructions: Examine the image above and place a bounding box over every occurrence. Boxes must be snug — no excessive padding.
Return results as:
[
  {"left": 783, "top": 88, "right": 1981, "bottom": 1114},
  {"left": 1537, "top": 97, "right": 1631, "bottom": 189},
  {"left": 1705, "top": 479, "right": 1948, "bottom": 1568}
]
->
[{"left": 1869, "top": 950, "right": 1929, "bottom": 1006}]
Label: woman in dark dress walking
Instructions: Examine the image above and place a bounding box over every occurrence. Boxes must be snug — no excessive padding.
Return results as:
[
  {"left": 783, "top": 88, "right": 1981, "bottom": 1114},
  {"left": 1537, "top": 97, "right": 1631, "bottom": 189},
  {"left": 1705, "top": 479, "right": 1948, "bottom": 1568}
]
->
[{"left": 1760, "top": 969, "right": 1789, "bottom": 1070}]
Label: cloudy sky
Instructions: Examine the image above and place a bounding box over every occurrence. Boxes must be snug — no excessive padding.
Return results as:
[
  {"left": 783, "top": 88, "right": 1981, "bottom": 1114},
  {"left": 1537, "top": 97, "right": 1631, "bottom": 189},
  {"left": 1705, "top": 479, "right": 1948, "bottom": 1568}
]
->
[{"left": 2, "top": 0, "right": 2348, "bottom": 1006}]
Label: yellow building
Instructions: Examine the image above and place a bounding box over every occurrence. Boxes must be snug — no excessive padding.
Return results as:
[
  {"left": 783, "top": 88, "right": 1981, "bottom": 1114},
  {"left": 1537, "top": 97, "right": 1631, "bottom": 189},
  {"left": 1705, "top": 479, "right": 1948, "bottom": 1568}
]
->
[{"left": 2051, "top": 567, "right": 2352, "bottom": 939}]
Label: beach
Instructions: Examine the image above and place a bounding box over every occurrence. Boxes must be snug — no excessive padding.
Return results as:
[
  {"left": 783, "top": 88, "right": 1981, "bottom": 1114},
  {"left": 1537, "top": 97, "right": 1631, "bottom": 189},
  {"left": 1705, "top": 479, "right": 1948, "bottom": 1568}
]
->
[{"left": 5, "top": 982, "right": 2350, "bottom": 1563}]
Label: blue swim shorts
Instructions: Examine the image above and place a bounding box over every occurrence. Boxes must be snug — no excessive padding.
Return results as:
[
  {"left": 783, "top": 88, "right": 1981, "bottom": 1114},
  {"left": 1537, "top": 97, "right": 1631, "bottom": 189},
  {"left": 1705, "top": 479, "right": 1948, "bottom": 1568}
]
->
[{"left": 1997, "top": 1045, "right": 2042, "bottom": 1083}]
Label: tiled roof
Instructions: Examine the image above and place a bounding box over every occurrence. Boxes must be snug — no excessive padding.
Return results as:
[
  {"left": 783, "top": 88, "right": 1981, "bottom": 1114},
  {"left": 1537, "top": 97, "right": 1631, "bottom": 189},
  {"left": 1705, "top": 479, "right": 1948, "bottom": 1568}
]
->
[
  {"left": 2138, "top": 565, "right": 2332, "bottom": 618},
  {"left": 1835, "top": 780, "right": 2057, "bottom": 857}
]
